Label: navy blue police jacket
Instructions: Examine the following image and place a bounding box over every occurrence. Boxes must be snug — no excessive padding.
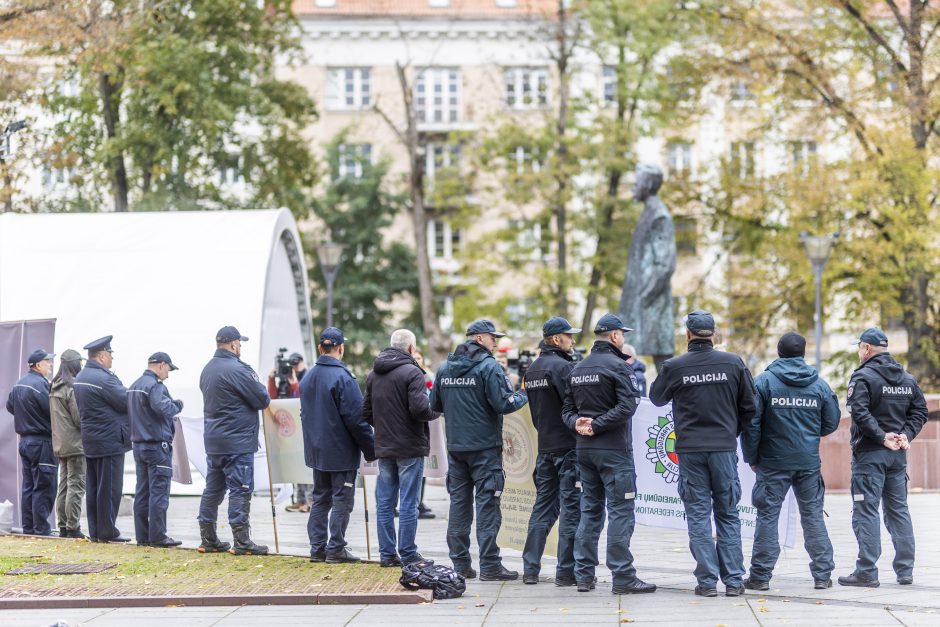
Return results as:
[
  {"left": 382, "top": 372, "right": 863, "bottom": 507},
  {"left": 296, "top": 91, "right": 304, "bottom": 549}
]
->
[
  {"left": 6, "top": 370, "right": 52, "bottom": 437},
  {"left": 129, "top": 370, "right": 183, "bottom": 444},
  {"left": 300, "top": 354, "right": 375, "bottom": 472},
  {"left": 649, "top": 339, "right": 758, "bottom": 454},
  {"left": 74, "top": 360, "right": 131, "bottom": 458},
  {"left": 561, "top": 340, "right": 641, "bottom": 451},
  {"left": 847, "top": 352, "right": 928, "bottom": 453},
  {"left": 523, "top": 342, "right": 576, "bottom": 454},
  {"left": 742, "top": 357, "right": 841, "bottom": 471},
  {"left": 200, "top": 349, "right": 270, "bottom": 456},
  {"left": 430, "top": 340, "right": 528, "bottom": 452}
]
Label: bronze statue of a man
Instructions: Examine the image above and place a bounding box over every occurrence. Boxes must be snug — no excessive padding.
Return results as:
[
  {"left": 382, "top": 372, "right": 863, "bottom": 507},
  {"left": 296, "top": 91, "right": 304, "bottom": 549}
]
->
[{"left": 619, "top": 163, "right": 676, "bottom": 370}]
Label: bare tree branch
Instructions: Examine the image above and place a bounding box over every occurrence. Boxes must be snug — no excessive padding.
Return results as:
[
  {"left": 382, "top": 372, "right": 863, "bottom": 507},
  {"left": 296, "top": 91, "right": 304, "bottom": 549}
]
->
[{"left": 837, "top": 0, "right": 908, "bottom": 76}]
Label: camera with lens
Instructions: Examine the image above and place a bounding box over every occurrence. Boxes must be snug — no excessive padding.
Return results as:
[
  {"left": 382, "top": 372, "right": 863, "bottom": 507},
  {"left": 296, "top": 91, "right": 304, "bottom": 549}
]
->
[
  {"left": 507, "top": 349, "right": 536, "bottom": 383},
  {"left": 570, "top": 347, "right": 586, "bottom": 363},
  {"left": 274, "top": 347, "right": 293, "bottom": 398}
]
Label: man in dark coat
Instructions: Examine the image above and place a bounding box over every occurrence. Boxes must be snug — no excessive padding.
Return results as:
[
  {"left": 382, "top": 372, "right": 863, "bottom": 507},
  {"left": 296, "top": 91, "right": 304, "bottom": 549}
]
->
[
  {"left": 300, "top": 327, "right": 376, "bottom": 564},
  {"left": 7, "top": 349, "right": 56, "bottom": 535},
  {"left": 363, "top": 328, "right": 439, "bottom": 567},
  {"left": 74, "top": 335, "right": 131, "bottom": 543}
]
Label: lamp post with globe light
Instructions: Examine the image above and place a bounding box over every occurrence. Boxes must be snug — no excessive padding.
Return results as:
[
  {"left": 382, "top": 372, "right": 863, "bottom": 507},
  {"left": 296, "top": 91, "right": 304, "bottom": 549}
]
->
[
  {"left": 315, "top": 241, "right": 346, "bottom": 328},
  {"left": 799, "top": 231, "right": 839, "bottom": 369}
]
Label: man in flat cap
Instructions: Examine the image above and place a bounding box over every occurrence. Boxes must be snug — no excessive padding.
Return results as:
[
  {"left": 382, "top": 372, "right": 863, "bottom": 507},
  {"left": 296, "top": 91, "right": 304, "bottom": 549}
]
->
[
  {"left": 197, "top": 326, "right": 271, "bottom": 555},
  {"left": 6, "top": 349, "right": 56, "bottom": 535},
  {"left": 129, "top": 352, "right": 184, "bottom": 548},
  {"left": 74, "top": 336, "right": 131, "bottom": 542},
  {"left": 838, "top": 327, "right": 927, "bottom": 588},
  {"left": 431, "top": 319, "right": 528, "bottom": 581},
  {"left": 562, "top": 313, "right": 654, "bottom": 595},
  {"left": 649, "top": 310, "right": 757, "bottom": 597}
]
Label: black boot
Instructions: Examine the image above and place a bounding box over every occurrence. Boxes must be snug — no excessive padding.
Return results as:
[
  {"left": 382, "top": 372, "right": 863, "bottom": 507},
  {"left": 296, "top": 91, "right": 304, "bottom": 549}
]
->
[
  {"left": 197, "top": 521, "right": 231, "bottom": 553},
  {"left": 231, "top": 523, "right": 268, "bottom": 556}
]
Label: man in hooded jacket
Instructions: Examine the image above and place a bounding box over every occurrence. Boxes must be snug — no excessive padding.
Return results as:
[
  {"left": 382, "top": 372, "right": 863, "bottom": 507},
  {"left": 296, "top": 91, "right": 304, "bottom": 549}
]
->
[
  {"left": 742, "top": 332, "right": 841, "bottom": 590},
  {"left": 431, "top": 319, "right": 528, "bottom": 581}
]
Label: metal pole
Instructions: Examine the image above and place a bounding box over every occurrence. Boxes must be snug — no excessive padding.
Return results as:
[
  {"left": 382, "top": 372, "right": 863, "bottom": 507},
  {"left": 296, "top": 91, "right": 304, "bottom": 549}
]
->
[
  {"left": 260, "top": 408, "right": 281, "bottom": 554},
  {"left": 813, "top": 264, "right": 823, "bottom": 370},
  {"left": 325, "top": 273, "right": 335, "bottom": 328},
  {"left": 361, "top": 475, "right": 372, "bottom": 561}
]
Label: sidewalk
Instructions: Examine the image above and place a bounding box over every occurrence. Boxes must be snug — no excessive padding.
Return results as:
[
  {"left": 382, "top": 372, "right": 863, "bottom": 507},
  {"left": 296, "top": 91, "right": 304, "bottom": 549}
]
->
[{"left": 1, "top": 485, "right": 938, "bottom": 625}]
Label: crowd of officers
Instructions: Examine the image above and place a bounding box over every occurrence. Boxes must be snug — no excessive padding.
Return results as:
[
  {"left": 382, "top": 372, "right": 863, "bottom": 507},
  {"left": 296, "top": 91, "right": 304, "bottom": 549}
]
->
[{"left": 5, "top": 311, "right": 929, "bottom": 596}]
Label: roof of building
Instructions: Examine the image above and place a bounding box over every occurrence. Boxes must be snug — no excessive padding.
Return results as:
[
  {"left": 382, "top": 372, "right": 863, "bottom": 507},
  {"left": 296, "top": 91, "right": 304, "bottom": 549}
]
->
[{"left": 293, "top": 0, "right": 558, "bottom": 19}]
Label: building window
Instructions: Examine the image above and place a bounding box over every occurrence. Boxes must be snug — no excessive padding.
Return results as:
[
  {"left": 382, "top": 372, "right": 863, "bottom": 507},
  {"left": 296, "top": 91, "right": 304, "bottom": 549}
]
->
[
  {"left": 326, "top": 68, "right": 371, "bottom": 110},
  {"left": 508, "top": 218, "right": 549, "bottom": 260},
  {"left": 666, "top": 141, "right": 693, "bottom": 177},
  {"left": 427, "top": 219, "right": 462, "bottom": 260},
  {"left": 415, "top": 68, "right": 461, "bottom": 124},
  {"left": 602, "top": 66, "right": 617, "bottom": 104},
  {"left": 41, "top": 166, "right": 75, "bottom": 189},
  {"left": 504, "top": 68, "right": 549, "bottom": 109},
  {"left": 429, "top": 0, "right": 450, "bottom": 6},
  {"left": 790, "top": 140, "right": 816, "bottom": 175},
  {"left": 513, "top": 145, "right": 542, "bottom": 174},
  {"left": 674, "top": 216, "right": 697, "bottom": 255},
  {"left": 730, "top": 78, "right": 754, "bottom": 102},
  {"left": 730, "top": 141, "right": 756, "bottom": 178},
  {"left": 337, "top": 143, "right": 372, "bottom": 179},
  {"left": 218, "top": 156, "right": 241, "bottom": 185}
]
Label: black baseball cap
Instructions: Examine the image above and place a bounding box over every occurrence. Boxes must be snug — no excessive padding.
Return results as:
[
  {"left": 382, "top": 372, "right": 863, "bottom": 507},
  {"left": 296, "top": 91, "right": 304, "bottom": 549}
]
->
[
  {"left": 216, "top": 326, "right": 248, "bottom": 343},
  {"left": 466, "top": 319, "right": 506, "bottom": 338},
  {"left": 542, "top": 316, "right": 581, "bottom": 337},
  {"left": 148, "top": 352, "right": 179, "bottom": 371},
  {"left": 288, "top": 352, "right": 304, "bottom": 365},
  {"left": 686, "top": 310, "right": 715, "bottom": 337},
  {"left": 777, "top": 332, "right": 806, "bottom": 358},
  {"left": 320, "top": 327, "right": 346, "bottom": 347},
  {"left": 27, "top": 349, "right": 55, "bottom": 366},
  {"left": 854, "top": 327, "right": 888, "bottom": 347},
  {"left": 594, "top": 313, "right": 632, "bottom": 334}
]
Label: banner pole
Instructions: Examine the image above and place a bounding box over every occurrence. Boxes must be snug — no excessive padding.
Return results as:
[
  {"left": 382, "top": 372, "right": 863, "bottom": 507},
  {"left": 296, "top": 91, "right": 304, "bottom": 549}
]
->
[
  {"left": 361, "top": 474, "right": 371, "bottom": 561},
  {"left": 261, "top": 408, "right": 280, "bottom": 554}
]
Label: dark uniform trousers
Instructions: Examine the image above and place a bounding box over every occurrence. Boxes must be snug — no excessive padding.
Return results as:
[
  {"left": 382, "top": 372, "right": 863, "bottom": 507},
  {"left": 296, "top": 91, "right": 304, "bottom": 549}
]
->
[
  {"left": 198, "top": 453, "right": 254, "bottom": 526},
  {"left": 133, "top": 442, "right": 174, "bottom": 543},
  {"left": 851, "top": 449, "right": 915, "bottom": 580},
  {"left": 574, "top": 449, "right": 637, "bottom": 586},
  {"left": 86, "top": 454, "right": 125, "bottom": 541},
  {"left": 522, "top": 450, "right": 580, "bottom": 579},
  {"left": 447, "top": 447, "right": 505, "bottom": 573},
  {"left": 18, "top": 436, "right": 58, "bottom": 535},
  {"left": 677, "top": 451, "right": 745, "bottom": 588},
  {"left": 308, "top": 469, "right": 358, "bottom": 555},
  {"left": 750, "top": 468, "right": 834, "bottom": 582}
]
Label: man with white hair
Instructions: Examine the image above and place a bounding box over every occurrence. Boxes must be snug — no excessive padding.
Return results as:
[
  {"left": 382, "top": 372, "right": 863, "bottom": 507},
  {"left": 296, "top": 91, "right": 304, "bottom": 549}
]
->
[{"left": 363, "top": 329, "right": 439, "bottom": 567}]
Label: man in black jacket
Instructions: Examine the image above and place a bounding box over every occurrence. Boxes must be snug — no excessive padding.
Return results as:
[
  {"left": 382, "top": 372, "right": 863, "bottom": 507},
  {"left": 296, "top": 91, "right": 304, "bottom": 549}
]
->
[
  {"left": 521, "top": 316, "right": 581, "bottom": 586},
  {"left": 649, "top": 310, "right": 757, "bottom": 598},
  {"left": 562, "top": 313, "right": 655, "bottom": 595},
  {"left": 838, "top": 327, "right": 928, "bottom": 588},
  {"left": 363, "top": 329, "right": 439, "bottom": 568}
]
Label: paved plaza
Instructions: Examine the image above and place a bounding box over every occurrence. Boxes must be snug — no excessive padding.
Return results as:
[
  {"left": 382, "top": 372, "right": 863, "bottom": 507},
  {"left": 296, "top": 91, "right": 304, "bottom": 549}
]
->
[{"left": 2, "top": 484, "right": 938, "bottom": 626}]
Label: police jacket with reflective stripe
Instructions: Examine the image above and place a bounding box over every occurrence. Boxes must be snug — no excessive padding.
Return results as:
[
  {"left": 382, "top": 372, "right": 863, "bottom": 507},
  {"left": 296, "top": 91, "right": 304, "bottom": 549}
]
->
[
  {"left": 129, "top": 370, "right": 183, "bottom": 443},
  {"left": 649, "top": 340, "right": 757, "bottom": 454},
  {"left": 430, "top": 341, "right": 528, "bottom": 452},
  {"left": 6, "top": 370, "right": 52, "bottom": 437},
  {"left": 847, "top": 352, "right": 928, "bottom": 453},
  {"left": 523, "top": 342, "right": 576, "bottom": 454},
  {"left": 561, "top": 341, "right": 640, "bottom": 451},
  {"left": 200, "top": 349, "right": 271, "bottom": 455},
  {"left": 742, "top": 357, "right": 841, "bottom": 471},
  {"left": 74, "top": 360, "right": 130, "bottom": 458}
]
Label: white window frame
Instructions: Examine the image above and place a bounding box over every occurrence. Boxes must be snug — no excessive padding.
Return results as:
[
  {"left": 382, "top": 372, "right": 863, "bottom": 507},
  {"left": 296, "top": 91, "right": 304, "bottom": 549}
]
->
[
  {"left": 504, "top": 67, "right": 549, "bottom": 109},
  {"left": 602, "top": 65, "right": 617, "bottom": 105},
  {"left": 666, "top": 141, "right": 693, "bottom": 177},
  {"left": 513, "top": 145, "right": 542, "bottom": 174},
  {"left": 337, "top": 143, "right": 373, "bottom": 179},
  {"left": 42, "top": 165, "right": 75, "bottom": 190},
  {"left": 730, "top": 141, "right": 756, "bottom": 178},
  {"left": 790, "top": 140, "right": 817, "bottom": 176},
  {"left": 415, "top": 68, "right": 461, "bottom": 125},
  {"left": 427, "top": 219, "right": 462, "bottom": 260},
  {"left": 218, "top": 157, "right": 241, "bottom": 186},
  {"left": 326, "top": 67, "right": 372, "bottom": 110}
]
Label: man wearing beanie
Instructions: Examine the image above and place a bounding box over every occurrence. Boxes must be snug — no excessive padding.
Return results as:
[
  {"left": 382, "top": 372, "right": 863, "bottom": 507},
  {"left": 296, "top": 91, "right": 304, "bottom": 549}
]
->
[{"left": 741, "top": 332, "right": 841, "bottom": 590}]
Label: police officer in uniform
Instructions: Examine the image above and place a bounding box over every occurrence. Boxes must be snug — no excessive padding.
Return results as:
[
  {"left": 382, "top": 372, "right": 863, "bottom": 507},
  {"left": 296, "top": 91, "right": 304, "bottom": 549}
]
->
[
  {"left": 197, "top": 326, "right": 271, "bottom": 555},
  {"left": 649, "top": 310, "right": 756, "bottom": 597},
  {"left": 562, "top": 313, "right": 655, "bottom": 595},
  {"left": 838, "top": 327, "right": 928, "bottom": 587},
  {"left": 129, "top": 352, "right": 184, "bottom": 547},
  {"left": 430, "top": 319, "right": 528, "bottom": 581},
  {"left": 521, "top": 317, "right": 581, "bottom": 586},
  {"left": 742, "top": 332, "right": 841, "bottom": 590},
  {"left": 74, "top": 336, "right": 131, "bottom": 543},
  {"left": 6, "top": 349, "right": 56, "bottom": 535}
]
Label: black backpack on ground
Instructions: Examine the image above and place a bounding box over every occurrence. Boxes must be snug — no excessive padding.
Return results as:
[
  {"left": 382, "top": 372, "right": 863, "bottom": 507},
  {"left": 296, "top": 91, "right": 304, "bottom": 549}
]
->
[{"left": 399, "top": 562, "right": 466, "bottom": 600}]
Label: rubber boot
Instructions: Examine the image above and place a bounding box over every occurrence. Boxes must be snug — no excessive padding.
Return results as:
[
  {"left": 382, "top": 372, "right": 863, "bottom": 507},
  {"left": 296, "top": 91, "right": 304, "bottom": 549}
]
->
[
  {"left": 231, "top": 523, "right": 268, "bottom": 556},
  {"left": 197, "top": 521, "right": 231, "bottom": 553}
]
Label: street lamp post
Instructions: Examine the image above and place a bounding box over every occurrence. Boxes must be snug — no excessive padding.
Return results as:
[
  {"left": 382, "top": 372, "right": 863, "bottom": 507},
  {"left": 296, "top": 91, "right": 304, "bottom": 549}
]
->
[
  {"left": 1, "top": 120, "right": 28, "bottom": 213},
  {"left": 799, "top": 231, "right": 839, "bottom": 370},
  {"left": 315, "top": 241, "right": 345, "bottom": 328}
]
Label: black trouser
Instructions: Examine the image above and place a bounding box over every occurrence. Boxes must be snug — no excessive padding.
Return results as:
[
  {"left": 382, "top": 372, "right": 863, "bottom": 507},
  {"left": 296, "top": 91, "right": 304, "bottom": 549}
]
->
[
  {"left": 522, "top": 449, "right": 580, "bottom": 579},
  {"left": 86, "top": 453, "right": 125, "bottom": 541},
  {"left": 446, "top": 447, "right": 505, "bottom": 573},
  {"left": 308, "top": 468, "right": 357, "bottom": 556},
  {"left": 18, "top": 435, "right": 58, "bottom": 535},
  {"left": 133, "top": 442, "right": 173, "bottom": 543}
]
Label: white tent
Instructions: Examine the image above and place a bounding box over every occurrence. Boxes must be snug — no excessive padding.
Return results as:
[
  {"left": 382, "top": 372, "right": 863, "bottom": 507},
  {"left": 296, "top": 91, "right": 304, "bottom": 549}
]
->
[{"left": 0, "top": 209, "right": 313, "bottom": 490}]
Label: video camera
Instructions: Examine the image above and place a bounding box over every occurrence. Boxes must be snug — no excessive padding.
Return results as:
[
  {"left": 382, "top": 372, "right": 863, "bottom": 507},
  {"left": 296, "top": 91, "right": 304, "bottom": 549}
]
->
[
  {"left": 274, "top": 347, "right": 293, "bottom": 399},
  {"left": 506, "top": 349, "right": 536, "bottom": 383},
  {"left": 570, "top": 347, "right": 586, "bottom": 363}
]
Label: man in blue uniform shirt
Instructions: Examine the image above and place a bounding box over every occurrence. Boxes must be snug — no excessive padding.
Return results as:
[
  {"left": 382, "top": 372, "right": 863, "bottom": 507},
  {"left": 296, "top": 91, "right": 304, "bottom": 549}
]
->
[
  {"left": 129, "top": 352, "right": 184, "bottom": 548},
  {"left": 838, "top": 327, "right": 928, "bottom": 588},
  {"left": 431, "top": 319, "right": 528, "bottom": 581},
  {"left": 74, "top": 335, "right": 131, "bottom": 543},
  {"left": 197, "top": 326, "right": 271, "bottom": 555},
  {"left": 742, "top": 332, "right": 841, "bottom": 590},
  {"left": 649, "top": 311, "right": 757, "bottom": 597},
  {"left": 7, "top": 349, "right": 56, "bottom": 535},
  {"left": 301, "top": 327, "right": 376, "bottom": 563}
]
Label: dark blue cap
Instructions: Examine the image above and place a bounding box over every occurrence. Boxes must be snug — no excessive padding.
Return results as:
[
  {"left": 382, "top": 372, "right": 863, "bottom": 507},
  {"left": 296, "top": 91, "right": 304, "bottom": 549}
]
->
[
  {"left": 216, "top": 326, "right": 248, "bottom": 343},
  {"left": 542, "top": 316, "right": 581, "bottom": 337},
  {"left": 320, "top": 327, "right": 346, "bottom": 347},
  {"left": 27, "top": 349, "right": 55, "bottom": 366},
  {"left": 83, "top": 335, "right": 113, "bottom": 353},
  {"left": 148, "top": 352, "right": 178, "bottom": 371},
  {"left": 855, "top": 327, "right": 888, "bottom": 347},
  {"left": 466, "top": 319, "right": 506, "bottom": 338},
  {"left": 594, "top": 312, "right": 632, "bottom": 334},
  {"left": 685, "top": 310, "right": 715, "bottom": 337},
  {"left": 288, "top": 352, "right": 304, "bottom": 365}
]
